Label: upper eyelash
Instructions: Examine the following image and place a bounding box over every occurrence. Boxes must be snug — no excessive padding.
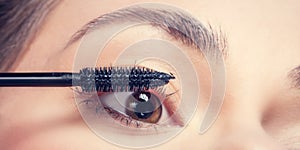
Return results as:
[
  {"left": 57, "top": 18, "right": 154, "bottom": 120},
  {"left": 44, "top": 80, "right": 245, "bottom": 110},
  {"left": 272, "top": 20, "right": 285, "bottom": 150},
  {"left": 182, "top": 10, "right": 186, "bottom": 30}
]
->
[{"left": 73, "top": 85, "right": 177, "bottom": 101}]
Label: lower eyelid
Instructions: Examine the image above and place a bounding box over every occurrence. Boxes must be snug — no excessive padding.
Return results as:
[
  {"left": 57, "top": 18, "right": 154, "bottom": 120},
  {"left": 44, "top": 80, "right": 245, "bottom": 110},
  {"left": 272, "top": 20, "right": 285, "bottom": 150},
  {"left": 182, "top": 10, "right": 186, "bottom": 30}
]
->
[
  {"left": 103, "top": 106, "right": 144, "bottom": 128},
  {"left": 80, "top": 96, "right": 182, "bottom": 127},
  {"left": 78, "top": 99, "right": 145, "bottom": 128},
  {"left": 78, "top": 97, "right": 184, "bottom": 138},
  {"left": 81, "top": 97, "right": 160, "bottom": 129},
  {"left": 99, "top": 105, "right": 177, "bottom": 133}
]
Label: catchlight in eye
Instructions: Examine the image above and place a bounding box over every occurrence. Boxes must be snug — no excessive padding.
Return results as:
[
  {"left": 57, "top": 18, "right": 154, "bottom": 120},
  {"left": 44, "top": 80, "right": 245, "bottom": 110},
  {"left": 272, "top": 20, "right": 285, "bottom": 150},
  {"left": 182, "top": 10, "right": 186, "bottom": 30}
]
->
[{"left": 125, "top": 90, "right": 162, "bottom": 123}]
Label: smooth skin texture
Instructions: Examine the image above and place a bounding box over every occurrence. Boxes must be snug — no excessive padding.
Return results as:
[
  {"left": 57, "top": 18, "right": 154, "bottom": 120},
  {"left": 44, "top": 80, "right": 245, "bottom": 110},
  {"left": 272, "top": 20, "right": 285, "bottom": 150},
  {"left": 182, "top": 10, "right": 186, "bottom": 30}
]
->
[{"left": 0, "top": 0, "right": 300, "bottom": 149}]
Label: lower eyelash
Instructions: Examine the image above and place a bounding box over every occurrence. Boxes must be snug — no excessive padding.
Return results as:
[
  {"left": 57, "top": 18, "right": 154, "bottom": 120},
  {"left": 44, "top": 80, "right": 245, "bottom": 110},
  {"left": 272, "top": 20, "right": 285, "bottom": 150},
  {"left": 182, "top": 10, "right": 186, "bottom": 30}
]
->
[
  {"left": 78, "top": 97, "right": 183, "bottom": 137},
  {"left": 103, "top": 106, "right": 144, "bottom": 128},
  {"left": 79, "top": 98, "right": 159, "bottom": 129}
]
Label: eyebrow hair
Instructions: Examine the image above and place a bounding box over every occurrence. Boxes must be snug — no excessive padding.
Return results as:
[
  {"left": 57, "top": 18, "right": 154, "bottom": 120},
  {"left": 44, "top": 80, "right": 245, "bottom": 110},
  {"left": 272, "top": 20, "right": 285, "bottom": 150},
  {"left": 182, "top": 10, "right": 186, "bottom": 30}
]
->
[
  {"left": 66, "top": 6, "right": 227, "bottom": 59},
  {"left": 289, "top": 65, "right": 300, "bottom": 89}
]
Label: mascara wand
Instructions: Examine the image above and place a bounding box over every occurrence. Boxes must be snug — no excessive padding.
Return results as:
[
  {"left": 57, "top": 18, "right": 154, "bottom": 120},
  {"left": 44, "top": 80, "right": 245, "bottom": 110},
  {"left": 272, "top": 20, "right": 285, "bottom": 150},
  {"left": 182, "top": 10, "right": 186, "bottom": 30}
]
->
[{"left": 0, "top": 67, "right": 175, "bottom": 92}]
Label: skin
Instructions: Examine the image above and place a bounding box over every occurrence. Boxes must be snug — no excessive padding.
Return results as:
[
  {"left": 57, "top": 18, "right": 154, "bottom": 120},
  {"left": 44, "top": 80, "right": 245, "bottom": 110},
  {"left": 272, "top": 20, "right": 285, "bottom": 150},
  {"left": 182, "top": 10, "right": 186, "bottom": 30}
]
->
[{"left": 0, "top": 0, "right": 300, "bottom": 149}]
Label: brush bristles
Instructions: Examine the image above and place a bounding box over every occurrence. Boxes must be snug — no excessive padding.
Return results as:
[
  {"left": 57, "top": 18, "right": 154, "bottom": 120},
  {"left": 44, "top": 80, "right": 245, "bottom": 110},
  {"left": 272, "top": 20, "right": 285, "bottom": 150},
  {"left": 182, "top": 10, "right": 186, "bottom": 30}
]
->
[{"left": 77, "top": 67, "right": 175, "bottom": 92}]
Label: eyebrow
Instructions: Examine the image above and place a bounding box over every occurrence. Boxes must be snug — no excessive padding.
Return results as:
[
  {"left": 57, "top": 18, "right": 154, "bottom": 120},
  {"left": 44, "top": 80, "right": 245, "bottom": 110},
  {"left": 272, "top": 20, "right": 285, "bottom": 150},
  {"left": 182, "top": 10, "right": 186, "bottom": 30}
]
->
[
  {"left": 66, "top": 6, "right": 227, "bottom": 59},
  {"left": 66, "top": 6, "right": 300, "bottom": 91}
]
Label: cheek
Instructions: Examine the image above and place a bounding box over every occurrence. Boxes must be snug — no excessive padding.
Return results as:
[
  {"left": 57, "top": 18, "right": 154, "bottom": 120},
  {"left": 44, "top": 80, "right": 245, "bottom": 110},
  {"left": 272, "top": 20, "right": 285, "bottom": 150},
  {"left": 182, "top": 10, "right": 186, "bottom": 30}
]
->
[
  {"left": 12, "top": 125, "right": 110, "bottom": 150},
  {"left": 0, "top": 88, "right": 75, "bottom": 126}
]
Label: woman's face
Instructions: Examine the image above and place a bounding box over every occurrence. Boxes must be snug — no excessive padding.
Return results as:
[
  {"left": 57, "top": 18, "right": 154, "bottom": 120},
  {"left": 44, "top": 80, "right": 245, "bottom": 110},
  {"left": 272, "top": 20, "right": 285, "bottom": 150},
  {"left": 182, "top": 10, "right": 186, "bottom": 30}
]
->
[{"left": 1, "top": 0, "right": 300, "bottom": 149}]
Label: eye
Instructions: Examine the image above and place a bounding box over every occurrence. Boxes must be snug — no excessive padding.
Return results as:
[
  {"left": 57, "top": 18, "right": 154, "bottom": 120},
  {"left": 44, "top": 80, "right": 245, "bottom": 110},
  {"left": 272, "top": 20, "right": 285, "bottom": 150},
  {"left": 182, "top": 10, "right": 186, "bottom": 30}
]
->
[
  {"left": 74, "top": 63, "right": 198, "bottom": 148},
  {"left": 98, "top": 89, "right": 178, "bottom": 128}
]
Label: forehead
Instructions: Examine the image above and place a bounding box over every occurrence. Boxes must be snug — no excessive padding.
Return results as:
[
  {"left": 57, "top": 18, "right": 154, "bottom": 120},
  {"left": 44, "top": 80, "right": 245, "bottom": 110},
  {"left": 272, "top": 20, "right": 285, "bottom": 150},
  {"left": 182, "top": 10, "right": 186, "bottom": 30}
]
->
[{"left": 186, "top": 0, "right": 300, "bottom": 77}]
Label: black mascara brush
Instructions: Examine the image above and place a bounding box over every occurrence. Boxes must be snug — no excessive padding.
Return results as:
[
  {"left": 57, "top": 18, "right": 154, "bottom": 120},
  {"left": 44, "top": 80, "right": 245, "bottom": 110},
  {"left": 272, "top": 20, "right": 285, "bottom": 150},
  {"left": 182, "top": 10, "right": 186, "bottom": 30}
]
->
[{"left": 0, "top": 67, "right": 175, "bottom": 92}]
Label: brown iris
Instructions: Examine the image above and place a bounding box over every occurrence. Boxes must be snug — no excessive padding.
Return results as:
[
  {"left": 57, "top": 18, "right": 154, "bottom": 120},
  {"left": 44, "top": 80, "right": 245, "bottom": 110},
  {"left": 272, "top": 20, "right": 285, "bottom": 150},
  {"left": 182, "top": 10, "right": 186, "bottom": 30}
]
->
[{"left": 125, "top": 90, "right": 162, "bottom": 123}]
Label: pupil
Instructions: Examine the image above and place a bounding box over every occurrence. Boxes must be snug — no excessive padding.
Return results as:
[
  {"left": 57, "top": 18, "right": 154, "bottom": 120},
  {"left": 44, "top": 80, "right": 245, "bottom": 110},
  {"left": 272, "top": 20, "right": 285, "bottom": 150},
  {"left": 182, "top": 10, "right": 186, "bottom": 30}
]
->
[
  {"left": 132, "top": 91, "right": 155, "bottom": 119},
  {"left": 134, "top": 100, "right": 154, "bottom": 119}
]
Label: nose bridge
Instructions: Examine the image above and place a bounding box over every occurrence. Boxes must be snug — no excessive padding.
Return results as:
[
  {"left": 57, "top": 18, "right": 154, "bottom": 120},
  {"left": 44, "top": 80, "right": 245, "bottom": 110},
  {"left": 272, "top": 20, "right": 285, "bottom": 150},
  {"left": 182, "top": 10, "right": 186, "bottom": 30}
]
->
[
  {"left": 223, "top": 66, "right": 274, "bottom": 123},
  {"left": 221, "top": 83, "right": 265, "bottom": 126},
  {"left": 210, "top": 84, "right": 284, "bottom": 149}
]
